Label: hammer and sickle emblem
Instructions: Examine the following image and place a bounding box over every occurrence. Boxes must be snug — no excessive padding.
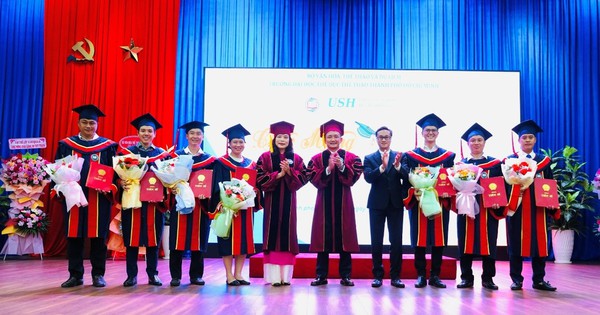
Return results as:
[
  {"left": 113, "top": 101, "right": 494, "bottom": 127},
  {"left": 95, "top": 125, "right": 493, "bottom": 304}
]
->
[{"left": 68, "top": 38, "right": 95, "bottom": 62}]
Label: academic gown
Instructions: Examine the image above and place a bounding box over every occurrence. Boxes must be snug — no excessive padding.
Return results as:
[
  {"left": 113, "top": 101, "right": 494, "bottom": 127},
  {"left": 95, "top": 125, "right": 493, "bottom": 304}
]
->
[
  {"left": 306, "top": 149, "right": 363, "bottom": 253},
  {"left": 210, "top": 155, "right": 259, "bottom": 256},
  {"left": 168, "top": 150, "right": 215, "bottom": 252},
  {"left": 401, "top": 147, "right": 455, "bottom": 247},
  {"left": 256, "top": 151, "right": 308, "bottom": 255},
  {"left": 55, "top": 136, "right": 118, "bottom": 239},
  {"left": 456, "top": 156, "right": 505, "bottom": 257},
  {"left": 118, "top": 146, "right": 169, "bottom": 247},
  {"left": 505, "top": 153, "right": 560, "bottom": 258}
]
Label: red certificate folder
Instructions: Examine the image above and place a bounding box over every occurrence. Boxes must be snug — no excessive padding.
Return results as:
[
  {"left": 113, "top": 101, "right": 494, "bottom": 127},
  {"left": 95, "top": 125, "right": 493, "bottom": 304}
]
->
[
  {"left": 534, "top": 178, "right": 560, "bottom": 208},
  {"left": 435, "top": 168, "right": 456, "bottom": 196},
  {"left": 189, "top": 169, "right": 213, "bottom": 197},
  {"left": 85, "top": 162, "right": 114, "bottom": 191},
  {"left": 480, "top": 176, "right": 508, "bottom": 208},
  {"left": 140, "top": 171, "right": 164, "bottom": 202},
  {"left": 233, "top": 167, "right": 257, "bottom": 187}
]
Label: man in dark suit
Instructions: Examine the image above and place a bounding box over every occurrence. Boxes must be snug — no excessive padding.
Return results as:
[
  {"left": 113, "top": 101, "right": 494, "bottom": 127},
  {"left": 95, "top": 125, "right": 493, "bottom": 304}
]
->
[{"left": 363, "top": 126, "right": 407, "bottom": 288}]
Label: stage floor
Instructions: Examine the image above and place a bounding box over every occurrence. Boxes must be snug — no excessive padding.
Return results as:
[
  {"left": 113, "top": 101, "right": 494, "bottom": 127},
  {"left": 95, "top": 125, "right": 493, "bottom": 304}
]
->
[{"left": 1, "top": 256, "right": 599, "bottom": 315}]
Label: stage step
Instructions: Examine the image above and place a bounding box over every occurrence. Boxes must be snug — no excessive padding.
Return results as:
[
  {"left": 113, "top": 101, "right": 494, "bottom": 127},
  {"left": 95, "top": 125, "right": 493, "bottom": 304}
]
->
[{"left": 249, "top": 253, "right": 456, "bottom": 279}]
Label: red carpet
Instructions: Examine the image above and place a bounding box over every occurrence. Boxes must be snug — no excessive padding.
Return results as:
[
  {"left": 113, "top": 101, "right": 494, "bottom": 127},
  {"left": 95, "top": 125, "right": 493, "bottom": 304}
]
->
[{"left": 249, "top": 253, "right": 457, "bottom": 279}]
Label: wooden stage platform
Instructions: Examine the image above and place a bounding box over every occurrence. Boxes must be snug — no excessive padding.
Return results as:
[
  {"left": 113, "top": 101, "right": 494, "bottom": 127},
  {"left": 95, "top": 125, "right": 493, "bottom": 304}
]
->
[{"left": 1, "top": 256, "right": 599, "bottom": 315}]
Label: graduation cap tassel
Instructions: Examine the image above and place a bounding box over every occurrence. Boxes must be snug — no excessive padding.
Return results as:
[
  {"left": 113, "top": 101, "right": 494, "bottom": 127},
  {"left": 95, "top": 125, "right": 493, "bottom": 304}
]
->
[
  {"left": 460, "top": 139, "right": 464, "bottom": 160},
  {"left": 414, "top": 125, "right": 418, "bottom": 148},
  {"left": 269, "top": 134, "right": 274, "bottom": 153},
  {"left": 511, "top": 131, "right": 516, "bottom": 155},
  {"left": 174, "top": 127, "right": 180, "bottom": 152}
]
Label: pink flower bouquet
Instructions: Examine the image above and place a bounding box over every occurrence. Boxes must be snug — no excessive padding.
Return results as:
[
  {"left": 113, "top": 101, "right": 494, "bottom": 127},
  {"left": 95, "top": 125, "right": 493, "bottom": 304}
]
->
[{"left": 448, "top": 163, "right": 484, "bottom": 218}]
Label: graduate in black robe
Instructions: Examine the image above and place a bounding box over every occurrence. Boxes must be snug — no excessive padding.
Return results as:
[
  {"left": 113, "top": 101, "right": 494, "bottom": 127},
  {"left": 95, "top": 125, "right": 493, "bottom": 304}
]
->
[
  {"left": 455, "top": 123, "right": 505, "bottom": 290},
  {"left": 256, "top": 121, "right": 308, "bottom": 286},
  {"left": 210, "top": 124, "right": 260, "bottom": 286},
  {"left": 401, "top": 113, "right": 455, "bottom": 289},
  {"left": 56, "top": 104, "right": 117, "bottom": 288},
  {"left": 505, "top": 120, "right": 560, "bottom": 291},
  {"left": 167, "top": 121, "right": 215, "bottom": 287},
  {"left": 119, "top": 113, "right": 169, "bottom": 287}
]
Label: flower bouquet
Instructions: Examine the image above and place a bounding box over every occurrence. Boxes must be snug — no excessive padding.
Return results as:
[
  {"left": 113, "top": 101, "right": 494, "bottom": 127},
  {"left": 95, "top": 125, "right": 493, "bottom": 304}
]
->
[
  {"left": 151, "top": 155, "right": 195, "bottom": 214},
  {"left": 1, "top": 153, "right": 50, "bottom": 210},
  {"left": 408, "top": 166, "right": 442, "bottom": 218},
  {"left": 113, "top": 154, "right": 148, "bottom": 209},
  {"left": 4, "top": 207, "right": 50, "bottom": 237},
  {"left": 448, "top": 163, "right": 484, "bottom": 218},
  {"left": 44, "top": 155, "right": 88, "bottom": 211},
  {"left": 211, "top": 178, "right": 256, "bottom": 238},
  {"left": 592, "top": 169, "right": 600, "bottom": 198},
  {"left": 502, "top": 157, "right": 537, "bottom": 215}
]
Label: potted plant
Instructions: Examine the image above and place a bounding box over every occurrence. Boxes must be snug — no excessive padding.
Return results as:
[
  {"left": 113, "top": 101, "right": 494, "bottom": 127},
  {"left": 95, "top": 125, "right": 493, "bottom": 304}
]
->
[{"left": 541, "top": 146, "right": 596, "bottom": 263}]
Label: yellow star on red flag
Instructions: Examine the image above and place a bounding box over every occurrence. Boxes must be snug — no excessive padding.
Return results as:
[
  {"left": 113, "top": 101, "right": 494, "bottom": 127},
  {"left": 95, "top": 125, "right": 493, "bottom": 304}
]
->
[{"left": 120, "top": 38, "right": 143, "bottom": 62}]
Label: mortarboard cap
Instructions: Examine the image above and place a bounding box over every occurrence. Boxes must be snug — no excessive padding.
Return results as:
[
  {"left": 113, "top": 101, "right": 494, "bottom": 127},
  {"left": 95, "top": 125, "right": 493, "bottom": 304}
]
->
[
  {"left": 130, "top": 113, "right": 162, "bottom": 131},
  {"left": 461, "top": 123, "right": 493, "bottom": 141},
  {"left": 72, "top": 104, "right": 105, "bottom": 121},
  {"left": 416, "top": 113, "right": 446, "bottom": 129},
  {"left": 179, "top": 121, "right": 209, "bottom": 133},
  {"left": 319, "top": 119, "right": 344, "bottom": 137},
  {"left": 270, "top": 121, "right": 295, "bottom": 135},
  {"left": 512, "top": 120, "right": 543, "bottom": 137},
  {"left": 221, "top": 123, "right": 251, "bottom": 141}
]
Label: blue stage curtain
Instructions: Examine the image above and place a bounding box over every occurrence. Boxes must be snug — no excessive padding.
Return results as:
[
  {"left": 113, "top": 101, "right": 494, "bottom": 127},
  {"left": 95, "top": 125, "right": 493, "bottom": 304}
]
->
[
  {"left": 175, "top": 0, "right": 600, "bottom": 260},
  {"left": 0, "top": 0, "right": 45, "bottom": 157}
]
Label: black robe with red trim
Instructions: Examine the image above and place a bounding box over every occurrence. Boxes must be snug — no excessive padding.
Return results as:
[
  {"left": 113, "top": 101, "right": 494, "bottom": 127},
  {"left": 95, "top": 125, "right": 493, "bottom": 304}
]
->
[
  {"left": 401, "top": 147, "right": 455, "bottom": 248},
  {"left": 456, "top": 156, "right": 504, "bottom": 258},
  {"left": 168, "top": 149, "right": 215, "bottom": 252},
  {"left": 210, "top": 155, "right": 259, "bottom": 256},
  {"left": 505, "top": 153, "right": 560, "bottom": 258},
  {"left": 306, "top": 150, "right": 363, "bottom": 253},
  {"left": 256, "top": 151, "right": 309, "bottom": 255},
  {"left": 55, "top": 136, "right": 118, "bottom": 239},
  {"left": 118, "top": 146, "right": 169, "bottom": 247}
]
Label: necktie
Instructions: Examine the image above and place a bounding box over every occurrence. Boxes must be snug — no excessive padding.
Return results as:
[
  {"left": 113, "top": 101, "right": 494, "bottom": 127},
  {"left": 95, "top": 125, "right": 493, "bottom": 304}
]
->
[
  {"left": 526, "top": 154, "right": 532, "bottom": 158},
  {"left": 383, "top": 151, "right": 389, "bottom": 164}
]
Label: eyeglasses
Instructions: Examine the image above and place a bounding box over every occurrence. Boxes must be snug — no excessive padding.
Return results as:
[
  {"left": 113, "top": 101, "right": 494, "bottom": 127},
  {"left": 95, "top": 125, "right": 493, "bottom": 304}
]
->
[{"left": 377, "top": 136, "right": 391, "bottom": 140}]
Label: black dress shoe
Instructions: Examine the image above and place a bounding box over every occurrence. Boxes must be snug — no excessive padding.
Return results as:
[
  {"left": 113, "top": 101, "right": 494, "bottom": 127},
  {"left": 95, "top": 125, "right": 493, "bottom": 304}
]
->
[
  {"left": 415, "top": 276, "right": 427, "bottom": 288},
  {"left": 482, "top": 280, "right": 499, "bottom": 290},
  {"left": 170, "top": 279, "right": 181, "bottom": 287},
  {"left": 235, "top": 279, "right": 250, "bottom": 285},
  {"left": 428, "top": 276, "right": 447, "bottom": 288},
  {"left": 226, "top": 279, "right": 241, "bottom": 286},
  {"left": 190, "top": 278, "right": 205, "bottom": 285},
  {"left": 340, "top": 277, "right": 354, "bottom": 286},
  {"left": 532, "top": 281, "right": 557, "bottom": 291},
  {"left": 391, "top": 279, "right": 405, "bottom": 288},
  {"left": 61, "top": 277, "right": 83, "bottom": 288},
  {"left": 310, "top": 277, "right": 328, "bottom": 286},
  {"left": 282, "top": 282, "right": 291, "bottom": 286},
  {"left": 92, "top": 275, "right": 106, "bottom": 287},
  {"left": 148, "top": 275, "right": 163, "bottom": 286},
  {"left": 371, "top": 279, "right": 383, "bottom": 288},
  {"left": 456, "top": 280, "right": 474, "bottom": 289},
  {"left": 272, "top": 282, "right": 282, "bottom": 287},
  {"left": 510, "top": 281, "right": 523, "bottom": 290},
  {"left": 123, "top": 276, "right": 137, "bottom": 287}
]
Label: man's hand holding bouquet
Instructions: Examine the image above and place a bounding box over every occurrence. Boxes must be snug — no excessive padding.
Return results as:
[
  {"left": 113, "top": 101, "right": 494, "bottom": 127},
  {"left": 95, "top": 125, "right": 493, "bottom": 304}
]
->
[
  {"left": 113, "top": 154, "right": 148, "bottom": 209},
  {"left": 210, "top": 178, "right": 256, "bottom": 238},
  {"left": 44, "top": 155, "right": 88, "bottom": 211},
  {"left": 151, "top": 155, "right": 195, "bottom": 214},
  {"left": 448, "top": 163, "right": 484, "bottom": 218},
  {"left": 502, "top": 157, "right": 537, "bottom": 215},
  {"left": 408, "top": 166, "right": 442, "bottom": 219}
]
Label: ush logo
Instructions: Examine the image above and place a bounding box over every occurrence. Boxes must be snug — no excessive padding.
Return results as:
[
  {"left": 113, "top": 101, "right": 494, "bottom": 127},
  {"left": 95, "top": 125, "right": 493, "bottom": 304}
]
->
[
  {"left": 306, "top": 97, "right": 319, "bottom": 112},
  {"left": 328, "top": 98, "right": 356, "bottom": 108}
]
